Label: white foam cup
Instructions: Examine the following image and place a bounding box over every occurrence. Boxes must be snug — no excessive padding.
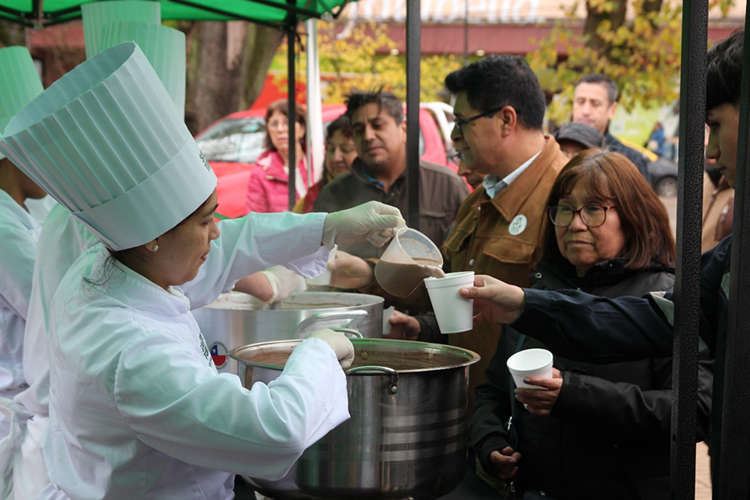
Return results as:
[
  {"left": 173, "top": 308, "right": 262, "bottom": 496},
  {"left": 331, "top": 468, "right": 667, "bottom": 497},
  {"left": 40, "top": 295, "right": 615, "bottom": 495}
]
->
[
  {"left": 423, "top": 271, "right": 475, "bottom": 333},
  {"left": 506, "top": 348, "right": 554, "bottom": 389}
]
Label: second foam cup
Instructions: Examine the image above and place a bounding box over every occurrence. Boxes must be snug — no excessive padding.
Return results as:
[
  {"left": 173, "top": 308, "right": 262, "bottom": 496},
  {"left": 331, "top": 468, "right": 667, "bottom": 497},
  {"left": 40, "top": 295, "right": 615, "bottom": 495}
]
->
[
  {"left": 506, "top": 348, "right": 554, "bottom": 389},
  {"left": 424, "top": 271, "right": 475, "bottom": 333}
]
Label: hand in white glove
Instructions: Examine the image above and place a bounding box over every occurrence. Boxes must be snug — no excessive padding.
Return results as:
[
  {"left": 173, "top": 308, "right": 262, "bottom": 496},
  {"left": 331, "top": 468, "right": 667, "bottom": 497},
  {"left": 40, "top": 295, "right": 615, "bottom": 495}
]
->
[
  {"left": 322, "top": 201, "right": 405, "bottom": 249},
  {"left": 260, "top": 265, "right": 306, "bottom": 304},
  {"left": 307, "top": 329, "right": 355, "bottom": 369}
]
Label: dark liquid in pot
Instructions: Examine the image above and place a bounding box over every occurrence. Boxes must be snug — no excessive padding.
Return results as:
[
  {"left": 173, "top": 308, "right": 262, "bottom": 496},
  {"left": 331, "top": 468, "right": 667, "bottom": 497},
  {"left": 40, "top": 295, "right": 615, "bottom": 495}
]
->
[{"left": 241, "top": 348, "right": 465, "bottom": 371}]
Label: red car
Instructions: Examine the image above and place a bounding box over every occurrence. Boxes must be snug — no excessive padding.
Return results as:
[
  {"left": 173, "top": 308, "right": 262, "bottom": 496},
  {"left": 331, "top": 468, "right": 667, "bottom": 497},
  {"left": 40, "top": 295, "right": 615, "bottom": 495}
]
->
[{"left": 195, "top": 103, "right": 450, "bottom": 218}]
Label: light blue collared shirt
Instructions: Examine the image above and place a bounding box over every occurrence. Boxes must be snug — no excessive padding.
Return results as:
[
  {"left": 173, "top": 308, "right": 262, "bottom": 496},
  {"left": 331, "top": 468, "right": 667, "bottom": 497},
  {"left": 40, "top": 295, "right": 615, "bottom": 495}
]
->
[{"left": 482, "top": 150, "right": 542, "bottom": 199}]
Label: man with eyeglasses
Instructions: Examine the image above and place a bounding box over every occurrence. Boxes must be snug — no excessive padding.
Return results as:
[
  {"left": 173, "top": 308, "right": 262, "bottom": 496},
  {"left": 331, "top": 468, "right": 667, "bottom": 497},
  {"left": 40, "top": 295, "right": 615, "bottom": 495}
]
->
[
  {"left": 313, "top": 89, "right": 468, "bottom": 262},
  {"left": 385, "top": 56, "right": 570, "bottom": 414}
]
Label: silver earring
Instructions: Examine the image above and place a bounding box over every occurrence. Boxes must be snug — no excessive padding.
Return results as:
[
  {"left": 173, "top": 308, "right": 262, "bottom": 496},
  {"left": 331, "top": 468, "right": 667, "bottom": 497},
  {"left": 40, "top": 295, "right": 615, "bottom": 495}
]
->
[{"left": 152, "top": 245, "right": 159, "bottom": 251}]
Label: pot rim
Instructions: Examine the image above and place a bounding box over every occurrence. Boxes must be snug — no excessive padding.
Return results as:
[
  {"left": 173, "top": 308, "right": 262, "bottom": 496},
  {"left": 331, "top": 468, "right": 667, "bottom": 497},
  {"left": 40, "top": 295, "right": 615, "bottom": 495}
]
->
[{"left": 229, "top": 338, "right": 480, "bottom": 374}]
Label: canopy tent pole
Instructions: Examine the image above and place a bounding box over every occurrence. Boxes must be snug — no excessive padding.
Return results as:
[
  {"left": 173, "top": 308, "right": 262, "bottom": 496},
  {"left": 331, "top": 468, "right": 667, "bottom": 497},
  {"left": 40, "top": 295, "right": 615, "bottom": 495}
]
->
[
  {"left": 670, "top": 0, "right": 706, "bottom": 497},
  {"left": 719, "top": 13, "right": 750, "bottom": 498},
  {"left": 405, "top": 0, "right": 420, "bottom": 230},
  {"left": 306, "top": 18, "right": 324, "bottom": 188}
]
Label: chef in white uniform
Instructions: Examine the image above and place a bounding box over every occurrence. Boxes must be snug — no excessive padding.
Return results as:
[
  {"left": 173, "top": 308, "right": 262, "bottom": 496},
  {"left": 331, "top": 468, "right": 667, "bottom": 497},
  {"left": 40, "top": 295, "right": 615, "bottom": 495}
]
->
[
  {"left": 12, "top": 8, "right": 187, "bottom": 498},
  {"left": 0, "top": 46, "right": 48, "bottom": 500},
  {"left": 0, "top": 42, "right": 404, "bottom": 500}
]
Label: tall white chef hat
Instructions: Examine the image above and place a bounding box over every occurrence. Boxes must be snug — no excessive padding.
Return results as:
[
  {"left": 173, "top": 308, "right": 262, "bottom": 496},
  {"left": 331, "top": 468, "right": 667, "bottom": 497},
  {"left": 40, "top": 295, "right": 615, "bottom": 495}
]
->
[
  {"left": 81, "top": 1, "right": 161, "bottom": 58},
  {"left": 82, "top": 1, "right": 185, "bottom": 118},
  {"left": 0, "top": 47, "right": 44, "bottom": 159},
  {"left": 0, "top": 42, "right": 216, "bottom": 251}
]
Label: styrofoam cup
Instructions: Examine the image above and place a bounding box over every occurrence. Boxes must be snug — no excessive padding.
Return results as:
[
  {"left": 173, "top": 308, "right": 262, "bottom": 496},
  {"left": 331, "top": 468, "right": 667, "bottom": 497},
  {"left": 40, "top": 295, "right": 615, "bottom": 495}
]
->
[
  {"left": 424, "top": 271, "right": 475, "bottom": 333},
  {"left": 506, "top": 348, "right": 553, "bottom": 389},
  {"left": 307, "top": 245, "right": 337, "bottom": 285}
]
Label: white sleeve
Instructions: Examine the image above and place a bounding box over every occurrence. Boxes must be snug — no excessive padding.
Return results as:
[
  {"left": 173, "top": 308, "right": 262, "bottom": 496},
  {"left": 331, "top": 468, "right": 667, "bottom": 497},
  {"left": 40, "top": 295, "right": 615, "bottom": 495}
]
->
[
  {"left": 181, "top": 212, "right": 329, "bottom": 308},
  {"left": 113, "top": 335, "right": 349, "bottom": 479}
]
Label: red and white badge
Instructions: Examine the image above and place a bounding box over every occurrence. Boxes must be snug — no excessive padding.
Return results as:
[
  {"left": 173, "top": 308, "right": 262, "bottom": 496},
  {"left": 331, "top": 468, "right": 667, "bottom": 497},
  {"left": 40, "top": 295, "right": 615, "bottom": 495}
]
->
[{"left": 210, "top": 342, "right": 228, "bottom": 369}]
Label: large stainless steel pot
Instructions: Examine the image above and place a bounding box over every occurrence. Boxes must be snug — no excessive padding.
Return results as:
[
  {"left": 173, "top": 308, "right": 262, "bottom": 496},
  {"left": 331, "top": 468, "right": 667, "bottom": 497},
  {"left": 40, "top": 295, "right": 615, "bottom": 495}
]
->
[
  {"left": 193, "top": 291, "right": 383, "bottom": 374},
  {"left": 230, "top": 338, "right": 480, "bottom": 500}
]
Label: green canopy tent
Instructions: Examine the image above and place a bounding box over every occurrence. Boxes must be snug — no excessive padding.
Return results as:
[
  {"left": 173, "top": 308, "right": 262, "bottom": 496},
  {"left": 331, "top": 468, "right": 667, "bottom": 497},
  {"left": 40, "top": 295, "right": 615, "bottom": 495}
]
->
[
  {"left": 0, "top": 0, "right": 425, "bottom": 219},
  {"left": 0, "top": 0, "right": 350, "bottom": 29}
]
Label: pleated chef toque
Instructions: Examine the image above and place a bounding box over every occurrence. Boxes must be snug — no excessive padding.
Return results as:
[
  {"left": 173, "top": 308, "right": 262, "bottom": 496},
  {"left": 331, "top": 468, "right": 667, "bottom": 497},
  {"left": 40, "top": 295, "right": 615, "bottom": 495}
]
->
[
  {"left": 82, "top": 1, "right": 185, "bottom": 118},
  {"left": 81, "top": 1, "right": 160, "bottom": 58},
  {"left": 0, "top": 42, "right": 216, "bottom": 251},
  {"left": 0, "top": 47, "right": 44, "bottom": 159},
  {"left": 97, "top": 22, "right": 186, "bottom": 118}
]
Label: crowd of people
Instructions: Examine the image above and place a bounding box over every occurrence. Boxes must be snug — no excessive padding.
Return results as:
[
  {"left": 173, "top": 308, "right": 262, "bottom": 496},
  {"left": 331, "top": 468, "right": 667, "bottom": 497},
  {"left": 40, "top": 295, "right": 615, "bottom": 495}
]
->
[{"left": 0, "top": 0, "right": 744, "bottom": 496}]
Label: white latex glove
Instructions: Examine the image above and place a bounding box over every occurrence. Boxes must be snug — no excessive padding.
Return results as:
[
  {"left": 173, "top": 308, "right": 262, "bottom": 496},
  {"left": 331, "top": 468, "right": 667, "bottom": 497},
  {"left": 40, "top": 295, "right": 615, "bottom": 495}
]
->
[
  {"left": 260, "top": 265, "right": 307, "bottom": 304},
  {"left": 307, "top": 329, "right": 355, "bottom": 369},
  {"left": 321, "top": 201, "right": 405, "bottom": 249}
]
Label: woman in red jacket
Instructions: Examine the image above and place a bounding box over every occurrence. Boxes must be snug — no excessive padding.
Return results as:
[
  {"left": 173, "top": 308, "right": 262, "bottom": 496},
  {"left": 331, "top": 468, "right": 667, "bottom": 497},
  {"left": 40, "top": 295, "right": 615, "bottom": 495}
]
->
[{"left": 245, "top": 99, "right": 310, "bottom": 213}]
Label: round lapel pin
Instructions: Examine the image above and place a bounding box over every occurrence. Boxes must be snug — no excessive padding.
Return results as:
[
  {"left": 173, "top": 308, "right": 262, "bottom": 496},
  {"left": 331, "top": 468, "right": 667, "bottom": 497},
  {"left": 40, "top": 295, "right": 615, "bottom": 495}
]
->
[{"left": 509, "top": 214, "right": 527, "bottom": 235}]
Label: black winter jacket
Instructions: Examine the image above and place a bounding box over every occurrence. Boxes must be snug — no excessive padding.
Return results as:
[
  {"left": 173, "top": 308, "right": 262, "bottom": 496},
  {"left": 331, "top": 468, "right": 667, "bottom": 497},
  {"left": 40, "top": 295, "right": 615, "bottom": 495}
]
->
[{"left": 471, "top": 257, "right": 713, "bottom": 499}]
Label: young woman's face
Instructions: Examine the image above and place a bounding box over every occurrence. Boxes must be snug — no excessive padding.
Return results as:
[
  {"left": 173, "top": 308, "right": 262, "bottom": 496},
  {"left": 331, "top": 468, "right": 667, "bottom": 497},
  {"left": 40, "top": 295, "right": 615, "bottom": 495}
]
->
[
  {"left": 325, "top": 129, "right": 357, "bottom": 178},
  {"left": 267, "top": 110, "right": 305, "bottom": 155},
  {"left": 154, "top": 190, "right": 220, "bottom": 287},
  {"left": 555, "top": 181, "right": 626, "bottom": 277}
]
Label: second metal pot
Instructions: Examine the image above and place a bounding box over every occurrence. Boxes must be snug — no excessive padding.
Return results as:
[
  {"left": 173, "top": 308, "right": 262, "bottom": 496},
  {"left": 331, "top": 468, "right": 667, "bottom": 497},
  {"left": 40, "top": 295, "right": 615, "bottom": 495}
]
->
[{"left": 193, "top": 291, "right": 383, "bottom": 373}]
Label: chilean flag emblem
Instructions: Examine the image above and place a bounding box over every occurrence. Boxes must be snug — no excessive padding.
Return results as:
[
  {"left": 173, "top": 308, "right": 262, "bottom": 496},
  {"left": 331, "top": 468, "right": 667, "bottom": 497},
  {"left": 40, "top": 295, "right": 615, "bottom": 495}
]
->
[{"left": 210, "top": 342, "right": 228, "bottom": 369}]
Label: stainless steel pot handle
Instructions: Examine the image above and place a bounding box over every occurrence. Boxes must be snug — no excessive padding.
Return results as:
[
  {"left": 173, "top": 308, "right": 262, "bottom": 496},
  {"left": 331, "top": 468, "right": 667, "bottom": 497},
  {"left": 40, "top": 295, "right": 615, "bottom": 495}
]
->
[
  {"left": 346, "top": 366, "right": 399, "bottom": 394},
  {"left": 294, "top": 310, "right": 368, "bottom": 338}
]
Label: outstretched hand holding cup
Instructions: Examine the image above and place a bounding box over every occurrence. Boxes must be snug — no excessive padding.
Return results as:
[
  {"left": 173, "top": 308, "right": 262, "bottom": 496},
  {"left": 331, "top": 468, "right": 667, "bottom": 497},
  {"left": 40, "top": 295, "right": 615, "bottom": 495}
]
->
[{"left": 459, "top": 275, "right": 526, "bottom": 326}]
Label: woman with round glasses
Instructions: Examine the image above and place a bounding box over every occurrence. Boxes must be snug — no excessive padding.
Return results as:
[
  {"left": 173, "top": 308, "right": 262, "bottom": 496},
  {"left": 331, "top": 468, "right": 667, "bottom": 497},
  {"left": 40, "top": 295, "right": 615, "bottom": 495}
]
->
[{"left": 470, "top": 150, "right": 713, "bottom": 499}]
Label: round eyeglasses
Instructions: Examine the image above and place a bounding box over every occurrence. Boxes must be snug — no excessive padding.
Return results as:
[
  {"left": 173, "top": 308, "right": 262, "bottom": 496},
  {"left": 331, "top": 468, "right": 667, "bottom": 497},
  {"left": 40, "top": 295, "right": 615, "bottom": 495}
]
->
[
  {"left": 548, "top": 205, "right": 616, "bottom": 227},
  {"left": 453, "top": 106, "right": 504, "bottom": 136}
]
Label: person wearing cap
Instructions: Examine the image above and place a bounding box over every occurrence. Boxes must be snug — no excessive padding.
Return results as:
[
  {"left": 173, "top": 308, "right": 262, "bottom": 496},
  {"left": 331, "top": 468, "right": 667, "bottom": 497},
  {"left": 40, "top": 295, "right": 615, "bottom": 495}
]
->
[
  {"left": 553, "top": 121, "right": 605, "bottom": 158},
  {"left": 0, "top": 42, "right": 405, "bottom": 500}
]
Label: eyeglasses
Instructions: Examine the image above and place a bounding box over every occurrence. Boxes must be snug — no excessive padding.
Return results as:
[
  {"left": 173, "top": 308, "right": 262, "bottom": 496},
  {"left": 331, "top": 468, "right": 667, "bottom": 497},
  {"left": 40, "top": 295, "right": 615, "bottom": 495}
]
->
[
  {"left": 548, "top": 205, "right": 616, "bottom": 227},
  {"left": 453, "top": 107, "right": 504, "bottom": 135}
]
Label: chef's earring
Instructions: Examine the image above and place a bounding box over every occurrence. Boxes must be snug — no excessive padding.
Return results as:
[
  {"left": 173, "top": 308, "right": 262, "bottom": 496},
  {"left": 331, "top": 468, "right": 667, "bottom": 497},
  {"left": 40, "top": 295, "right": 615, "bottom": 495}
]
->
[{"left": 152, "top": 245, "right": 159, "bottom": 251}]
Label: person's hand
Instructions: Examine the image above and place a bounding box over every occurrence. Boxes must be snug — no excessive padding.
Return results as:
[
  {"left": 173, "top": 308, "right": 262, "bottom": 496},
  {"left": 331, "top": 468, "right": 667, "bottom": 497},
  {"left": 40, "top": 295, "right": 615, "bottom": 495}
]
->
[
  {"left": 260, "top": 265, "right": 306, "bottom": 303},
  {"left": 515, "top": 368, "right": 563, "bottom": 416},
  {"left": 328, "top": 251, "right": 375, "bottom": 289},
  {"left": 322, "top": 201, "right": 405, "bottom": 249},
  {"left": 459, "top": 275, "right": 526, "bottom": 325},
  {"left": 487, "top": 446, "right": 521, "bottom": 480},
  {"left": 307, "top": 329, "right": 355, "bottom": 369},
  {"left": 384, "top": 310, "right": 421, "bottom": 340}
]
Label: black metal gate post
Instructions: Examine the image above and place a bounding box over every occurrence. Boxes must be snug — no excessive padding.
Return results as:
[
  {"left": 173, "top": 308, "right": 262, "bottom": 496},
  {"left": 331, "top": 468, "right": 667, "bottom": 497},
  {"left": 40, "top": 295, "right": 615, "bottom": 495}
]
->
[
  {"left": 286, "top": 18, "right": 297, "bottom": 211},
  {"left": 670, "top": 0, "right": 707, "bottom": 497},
  {"left": 405, "top": 0, "right": 421, "bottom": 230},
  {"left": 719, "top": 18, "right": 750, "bottom": 499}
]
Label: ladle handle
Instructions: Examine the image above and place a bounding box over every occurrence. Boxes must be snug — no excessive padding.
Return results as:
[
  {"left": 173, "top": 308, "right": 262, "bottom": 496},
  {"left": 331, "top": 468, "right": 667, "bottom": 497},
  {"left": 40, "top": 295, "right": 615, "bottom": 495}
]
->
[{"left": 346, "top": 365, "right": 399, "bottom": 394}]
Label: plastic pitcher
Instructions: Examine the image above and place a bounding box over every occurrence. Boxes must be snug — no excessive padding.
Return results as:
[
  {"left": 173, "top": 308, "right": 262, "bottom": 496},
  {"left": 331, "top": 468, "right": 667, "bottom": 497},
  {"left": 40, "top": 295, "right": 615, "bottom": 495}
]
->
[{"left": 374, "top": 227, "right": 445, "bottom": 298}]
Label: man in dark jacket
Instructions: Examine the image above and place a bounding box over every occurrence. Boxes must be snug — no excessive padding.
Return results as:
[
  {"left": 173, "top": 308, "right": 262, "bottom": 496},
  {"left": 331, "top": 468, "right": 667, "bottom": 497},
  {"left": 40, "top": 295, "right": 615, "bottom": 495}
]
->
[
  {"left": 461, "top": 29, "right": 743, "bottom": 491},
  {"left": 572, "top": 73, "right": 650, "bottom": 179},
  {"left": 313, "top": 90, "right": 468, "bottom": 260}
]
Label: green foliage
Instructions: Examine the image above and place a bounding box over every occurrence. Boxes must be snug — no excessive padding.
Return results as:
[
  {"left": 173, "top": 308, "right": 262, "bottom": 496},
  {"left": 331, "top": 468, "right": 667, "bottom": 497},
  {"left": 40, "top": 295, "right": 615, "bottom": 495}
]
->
[
  {"left": 527, "top": 0, "right": 736, "bottom": 124},
  {"left": 275, "top": 21, "right": 462, "bottom": 103}
]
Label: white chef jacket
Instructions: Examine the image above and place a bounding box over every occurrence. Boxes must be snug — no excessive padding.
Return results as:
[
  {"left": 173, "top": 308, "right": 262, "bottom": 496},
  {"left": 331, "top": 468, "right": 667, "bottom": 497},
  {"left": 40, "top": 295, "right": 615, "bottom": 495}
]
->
[
  {"left": 15, "top": 203, "right": 99, "bottom": 417},
  {"left": 0, "top": 190, "right": 40, "bottom": 397},
  {"left": 40, "top": 212, "right": 349, "bottom": 500},
  {"left": 12, "top": 204, "right": 98, "bottom": 500}
]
